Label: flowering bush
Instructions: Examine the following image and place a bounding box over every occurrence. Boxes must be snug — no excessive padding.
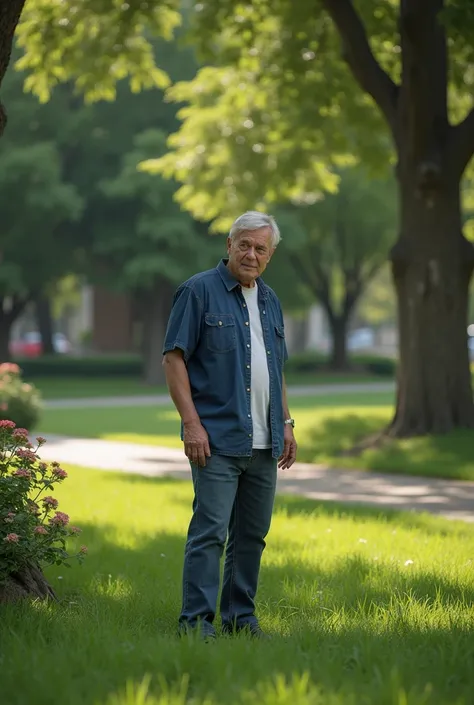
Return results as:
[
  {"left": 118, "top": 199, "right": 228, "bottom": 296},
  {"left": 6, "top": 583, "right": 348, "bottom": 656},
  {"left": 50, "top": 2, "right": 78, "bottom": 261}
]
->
[
  {"left": 0, "top": 363, "right": 42, "bottom": 431},
  {"left": 0, "top": 419, "right": 86, "bottom": 583}
]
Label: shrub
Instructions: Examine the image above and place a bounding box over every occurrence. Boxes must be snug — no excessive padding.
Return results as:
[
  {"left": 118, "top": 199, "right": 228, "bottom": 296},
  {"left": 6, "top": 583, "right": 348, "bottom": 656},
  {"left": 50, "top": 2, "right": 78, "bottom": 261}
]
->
[
  {"left": 0, "top": 363, "right": 42, "bottom": 430},
  {"left": 0, "top": 420, "right": 86, "bottom": 583},
  {"left": 285, "top": 352, "right": 397, "bottom": 377}
]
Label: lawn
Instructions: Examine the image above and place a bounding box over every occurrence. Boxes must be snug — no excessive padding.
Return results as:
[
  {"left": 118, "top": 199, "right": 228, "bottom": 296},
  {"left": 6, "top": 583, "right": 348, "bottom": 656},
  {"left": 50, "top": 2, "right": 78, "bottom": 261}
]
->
[
  {"left": 31, "top": 373, "right": 389, "bottom": 400},
  {"left": 37, "top": 391, "right": 474, "bottom": 481},
  {"left": 1, "top": 465, "right": 473, "bottom": 705}
]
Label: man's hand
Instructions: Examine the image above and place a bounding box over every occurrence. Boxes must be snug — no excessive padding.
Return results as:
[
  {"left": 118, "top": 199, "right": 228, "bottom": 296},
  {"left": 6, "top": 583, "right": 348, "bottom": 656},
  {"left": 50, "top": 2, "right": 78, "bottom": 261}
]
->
[
  {"left": 278, "top": 425, "right": 297, "bottom": 470},
  {"left": 183, "top": 419, "right": 211, "bottom": 467}
]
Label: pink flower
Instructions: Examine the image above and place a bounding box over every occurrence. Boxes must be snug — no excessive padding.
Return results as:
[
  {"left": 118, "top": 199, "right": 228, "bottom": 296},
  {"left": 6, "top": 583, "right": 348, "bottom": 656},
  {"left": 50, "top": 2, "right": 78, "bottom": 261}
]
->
[
  {"left": 49, "top": 511, "right": 69, "bottom": 527},
  {"left": 36, "top": 437, "right": 46, "bottom": 446},
  {"left": 3, "top": 533, "right": 20, "bottom": 543},
  {"left": 69, "top": 526, "right": 81, "bottom": 535},
  {"left": 21, "top": 383, "right": 32, "bottom": 393},
  {"left": 0, "top": 363, "right": 20, "bottom": 376},
  {"left": 42, "top": 496, "right": 59, "bottom": 509},
  {"left": 16, "top": 448, "right": 37, "bottom": 463},
  {"left": 52, "top": 468, "right": 68, "bottom": 480},
  {"left": 0, "top": 420, "right": 15, "bottom": 430},
  {"left": 34, "top": 526, "right": 48, "bottom": 535},
  {"left": 4, "top": 512, "right": 15, "bottom": 523},
  {"left": 79, "top": 545, "right": 88, "bottom": 554},
  {"left": 13, "top": 469, "right": 31, "bottom": 479},
  {"left": 27, "top": 501, "right": 40, "bottom": 515},
  {"left": 13, "top": 428, "right": 29, "bottom": 441},
  {"left": 39, "top": 462, "right": 48, "bottom": 472}
]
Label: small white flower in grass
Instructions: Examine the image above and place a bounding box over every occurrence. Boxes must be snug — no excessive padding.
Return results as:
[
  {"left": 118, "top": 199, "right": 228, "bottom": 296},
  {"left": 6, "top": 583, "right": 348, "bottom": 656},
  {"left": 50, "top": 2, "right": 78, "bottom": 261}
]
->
[
  {"left": 160, "top": 553, "right": 166, "bottom": 558},
  {"left": 57, "top": 576, "right": 63, "bottom": 580},
  {"left": 404, "top": 559, "right": 414, "bottom": 566},
  {"left": 373, "top": 556, "right": 379, "bottom": 561},
  {"left": 359, "top": 538, "right": 367, "bottom": 544},
  {"left": 326, "top": 528, "right": 332, "bottom": 533}
]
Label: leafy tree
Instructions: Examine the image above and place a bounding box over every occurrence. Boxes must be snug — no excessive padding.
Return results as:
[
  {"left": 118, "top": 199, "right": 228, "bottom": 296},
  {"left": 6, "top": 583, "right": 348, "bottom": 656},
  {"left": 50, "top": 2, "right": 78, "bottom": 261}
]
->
[
  {"left": 0, "top": 1, "right": 181, "bottom": 135},
  {"left": 148, "top": 1, "right": 474, "bottom": 436},
  {"left": 97, "top": 128, "right": 223, "bottom": 383},
  {"left": 273, "top": 167, "right": 397, "bottom": 370},
  {"left": 0, "top": 141, "right": 82, "bottom": 360}
]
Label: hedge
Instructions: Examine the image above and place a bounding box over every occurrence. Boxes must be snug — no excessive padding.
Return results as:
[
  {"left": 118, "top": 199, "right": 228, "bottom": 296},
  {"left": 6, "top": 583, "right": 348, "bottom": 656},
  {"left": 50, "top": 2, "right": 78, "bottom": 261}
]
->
[
  {"left": 11, "top": 352, "right": 396, "bottom": 379},
  {"left": 12, "top": 355, "right": 143, "bottom": 378}
]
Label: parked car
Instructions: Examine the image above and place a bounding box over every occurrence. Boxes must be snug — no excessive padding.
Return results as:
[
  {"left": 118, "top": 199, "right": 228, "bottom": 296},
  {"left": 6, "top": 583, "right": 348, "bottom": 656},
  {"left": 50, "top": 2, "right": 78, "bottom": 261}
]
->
[{"left": 9, "top": 332, "right": 72, "bottom": 357}]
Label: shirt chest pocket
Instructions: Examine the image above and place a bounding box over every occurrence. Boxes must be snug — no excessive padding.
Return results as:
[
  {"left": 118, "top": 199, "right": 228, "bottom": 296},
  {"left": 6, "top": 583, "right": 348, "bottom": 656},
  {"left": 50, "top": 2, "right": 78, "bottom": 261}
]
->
[{"left": 204, "top": 313, "right": 236, "bottom": 353}]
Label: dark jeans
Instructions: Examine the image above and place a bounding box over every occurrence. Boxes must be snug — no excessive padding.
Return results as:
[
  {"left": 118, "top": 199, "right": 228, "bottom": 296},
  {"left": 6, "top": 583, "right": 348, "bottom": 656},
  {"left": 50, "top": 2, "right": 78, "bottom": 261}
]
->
[{"left": 179, "top": 450, "right": 277, "bottom": 633}]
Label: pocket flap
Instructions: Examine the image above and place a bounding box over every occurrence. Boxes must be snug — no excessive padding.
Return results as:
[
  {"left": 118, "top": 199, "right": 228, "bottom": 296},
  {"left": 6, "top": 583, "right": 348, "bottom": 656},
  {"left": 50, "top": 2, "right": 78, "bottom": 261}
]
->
[{"left": 205, "top": 313, "right": 235, "bottom": 327}]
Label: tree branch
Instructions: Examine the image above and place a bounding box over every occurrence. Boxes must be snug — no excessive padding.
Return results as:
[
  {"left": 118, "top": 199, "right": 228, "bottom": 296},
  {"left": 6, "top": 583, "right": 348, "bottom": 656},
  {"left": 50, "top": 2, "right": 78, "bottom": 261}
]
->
[
  {"left": 0, "top": 0, "right": 27, "bottom": 135},
  {"left": 448, "top": 106, "right": 474, "bottom": 178},
  {"left": 321, "top": 0, "right": 398, "bottom": 136}
]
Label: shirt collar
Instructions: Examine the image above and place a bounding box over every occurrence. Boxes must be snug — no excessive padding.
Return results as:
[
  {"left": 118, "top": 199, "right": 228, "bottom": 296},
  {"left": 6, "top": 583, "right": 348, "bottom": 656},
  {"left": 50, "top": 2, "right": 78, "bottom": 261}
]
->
[{"left": 216, "top": 259, "right": 269, "bottom": 298}]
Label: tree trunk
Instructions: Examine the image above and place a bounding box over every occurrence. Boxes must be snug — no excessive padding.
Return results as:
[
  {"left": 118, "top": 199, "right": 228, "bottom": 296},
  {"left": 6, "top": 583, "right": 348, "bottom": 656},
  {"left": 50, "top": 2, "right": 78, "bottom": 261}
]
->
[
  {"left": 0, "top": 0, "right": 27, "bottom": 135},
  {"left": 328, "top": 315, "right": 350, "bottom": 371},
  {"left": 0, "top": 562, "right": 56, "bottom": 603},
  {"left": 0, "top": 295, "right": 30, "bottom": 361},
  {"left": 141, "top": 280, "right": 175, "bottom": 386},
  {"left": 0, "top": 310, "right": 12, "bottom": 360},
  {"left": 35, "top": 294, "right": 55, "bottom": 355},
  {"left": 389, "top": 185, "right": 474, "bottom": 436}
]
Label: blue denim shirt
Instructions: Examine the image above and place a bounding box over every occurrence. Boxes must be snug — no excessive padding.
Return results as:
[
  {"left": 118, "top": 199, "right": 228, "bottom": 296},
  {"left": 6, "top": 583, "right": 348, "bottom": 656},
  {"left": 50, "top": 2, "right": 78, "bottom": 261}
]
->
[{"left": 163, "top": 259, "right": 288, "bottom": 459}]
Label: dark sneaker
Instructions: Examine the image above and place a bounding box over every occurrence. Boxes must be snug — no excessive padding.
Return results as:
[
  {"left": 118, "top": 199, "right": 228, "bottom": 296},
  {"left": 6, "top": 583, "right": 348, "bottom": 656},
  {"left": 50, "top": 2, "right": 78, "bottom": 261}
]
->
[
  {"left": 222, "top": 622, "right": 270, "bottom": 639},
  {"left": 178, "top": 621, "right": 216, "bottom": 642}
]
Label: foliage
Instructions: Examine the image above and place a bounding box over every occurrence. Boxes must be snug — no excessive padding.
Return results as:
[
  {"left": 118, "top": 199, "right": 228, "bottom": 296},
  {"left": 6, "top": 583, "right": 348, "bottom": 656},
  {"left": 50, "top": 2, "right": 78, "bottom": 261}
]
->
[
  {"left": 98, "top": 128, "right": 223, "bottom": 292},
  {"left": 284, "top": 352, "right": 396, "bottom": 378},
  {"left": 14, "top": 0, "right": 181, "bottom": 103},
  {"left": 0, "top": 419, "right": 86, "bottom": 582},
  {"left": 0, "top": 363, "right": 42, "bottom": 430},
  {"left": 144, "top": 1, "right": 474, "bottom": 224}
]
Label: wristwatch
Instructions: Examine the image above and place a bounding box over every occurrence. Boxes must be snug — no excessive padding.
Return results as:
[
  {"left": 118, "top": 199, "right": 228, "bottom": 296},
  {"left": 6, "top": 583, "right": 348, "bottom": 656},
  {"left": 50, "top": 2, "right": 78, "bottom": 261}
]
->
[{"left": 284, "top": 418, "right": 295, "bottom": 428}]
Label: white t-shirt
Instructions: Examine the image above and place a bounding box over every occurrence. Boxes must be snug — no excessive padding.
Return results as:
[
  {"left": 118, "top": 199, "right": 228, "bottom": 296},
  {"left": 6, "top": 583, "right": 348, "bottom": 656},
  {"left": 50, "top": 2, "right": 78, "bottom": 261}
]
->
[{"left": 241, "top": 284, "right": 271, "bottom": 448}]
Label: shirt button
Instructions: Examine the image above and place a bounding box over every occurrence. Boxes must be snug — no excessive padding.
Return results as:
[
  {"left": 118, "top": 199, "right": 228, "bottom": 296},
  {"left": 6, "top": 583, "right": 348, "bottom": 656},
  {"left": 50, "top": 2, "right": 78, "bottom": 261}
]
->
[
  {"left": 247, "top": 344, "right": 250, "bottom": 348},
  {"left": 218, "top": 321, "right": 223, "bottom": 326},
  {"left": 245, "top": 321, "right": 249, "bottom": 326},
  {"left": 247, "top": 387, "right": 250, "bottom": 392},
  {"left": 246, "top": 365, "right": 250, "bottom": 369},
  {"left": 267, "top": 350, "right": 271, "bottom": 355},
  {"left": 248, "top": 414, "right": 251, "bottom": 418},
  {"left": 243, "top": 303, "right": 247, "bottom": 308},
  {"left": 248, "top": 433, "right": 252, "bottom": 438},
  {"left": 262, "top": 310, "right": 266, "bottom": 314}
]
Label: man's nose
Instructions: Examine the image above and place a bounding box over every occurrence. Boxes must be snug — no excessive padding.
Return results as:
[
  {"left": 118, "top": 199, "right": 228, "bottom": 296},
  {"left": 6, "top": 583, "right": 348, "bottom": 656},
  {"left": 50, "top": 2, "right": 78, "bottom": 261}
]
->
[{"left": 246, "top": 247, "right": 257, "bottom": 260}]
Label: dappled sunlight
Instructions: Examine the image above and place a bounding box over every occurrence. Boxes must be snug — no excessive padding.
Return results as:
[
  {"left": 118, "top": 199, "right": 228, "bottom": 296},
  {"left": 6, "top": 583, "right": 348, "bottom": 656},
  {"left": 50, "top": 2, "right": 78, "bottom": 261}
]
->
[{"left": 2, "top": 468, "right": 474, "bottom": 705}]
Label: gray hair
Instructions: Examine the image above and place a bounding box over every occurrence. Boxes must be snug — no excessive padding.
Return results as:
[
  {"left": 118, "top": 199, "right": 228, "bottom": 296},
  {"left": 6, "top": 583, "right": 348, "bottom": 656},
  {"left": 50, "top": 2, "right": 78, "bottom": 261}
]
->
[{"left": 229, "top": 211, "right": 281, "bottom": 248}]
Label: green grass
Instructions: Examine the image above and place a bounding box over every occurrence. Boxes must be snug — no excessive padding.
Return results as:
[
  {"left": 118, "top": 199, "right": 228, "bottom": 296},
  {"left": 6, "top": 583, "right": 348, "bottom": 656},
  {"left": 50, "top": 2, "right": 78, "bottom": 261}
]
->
[
  {"left": 1, "top": 466, "right": 474, "bottom": 705},
  {"left": 31, "top": 374, "right": 389, "bottom": 400},
  {"left": 37, "top": 391, "right": 474, "bottom": 481}
]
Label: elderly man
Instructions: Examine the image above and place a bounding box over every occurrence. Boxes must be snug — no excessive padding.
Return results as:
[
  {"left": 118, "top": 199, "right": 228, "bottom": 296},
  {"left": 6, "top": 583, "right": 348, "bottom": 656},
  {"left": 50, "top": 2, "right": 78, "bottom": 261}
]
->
[{"left": 162, "top": 210, "right": 297, "bottom": 640}]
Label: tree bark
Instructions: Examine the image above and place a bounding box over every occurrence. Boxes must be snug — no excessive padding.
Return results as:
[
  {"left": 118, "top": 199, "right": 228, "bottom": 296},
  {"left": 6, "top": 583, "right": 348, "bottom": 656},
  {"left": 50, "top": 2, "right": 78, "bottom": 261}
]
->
[
  {"left": 0, "top": 296, "right": 29, "bottom": 361},
  {"left": 35, "top": 293, "right": 55, "bottom": 355},
  {"left": 328, "top": 315, "right": 350, "bottom": 371},
  {"left": 0, "top": 0, "right": 27, "bottom": 136},
  {"left": 0, "top": 563, "right": 56, "bottom": 603},
  {"left": 389, "top": 186, "right": 474, "bottom": 436},
  {"left": 141, "top": 280, "right": 175, "bottom": 386}
]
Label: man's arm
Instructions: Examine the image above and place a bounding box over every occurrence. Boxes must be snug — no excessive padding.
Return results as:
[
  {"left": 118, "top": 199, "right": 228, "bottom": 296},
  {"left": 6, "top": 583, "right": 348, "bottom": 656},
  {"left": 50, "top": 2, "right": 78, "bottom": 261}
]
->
[
  {"left": 163, "top": 350, "right": 210, "bottom": 467},
  {"left": 278, "top": 374, "right": 297, "bottom": 470}
]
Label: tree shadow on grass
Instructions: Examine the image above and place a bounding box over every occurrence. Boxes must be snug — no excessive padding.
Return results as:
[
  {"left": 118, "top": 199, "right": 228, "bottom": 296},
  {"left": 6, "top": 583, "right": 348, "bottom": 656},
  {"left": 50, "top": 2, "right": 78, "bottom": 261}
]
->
[
  {"left": 1, "top": 520, "right": 473, "bottom": 705},
  {"left": 299, "top": 414, "right": 474, "bottom": 481}
]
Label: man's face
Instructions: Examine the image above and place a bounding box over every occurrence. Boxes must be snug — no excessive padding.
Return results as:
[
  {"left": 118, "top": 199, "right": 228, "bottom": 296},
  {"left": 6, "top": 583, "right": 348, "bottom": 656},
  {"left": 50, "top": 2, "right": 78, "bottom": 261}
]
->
[{"left": 226, "top": 226, "right": 275, "bottom": 287}]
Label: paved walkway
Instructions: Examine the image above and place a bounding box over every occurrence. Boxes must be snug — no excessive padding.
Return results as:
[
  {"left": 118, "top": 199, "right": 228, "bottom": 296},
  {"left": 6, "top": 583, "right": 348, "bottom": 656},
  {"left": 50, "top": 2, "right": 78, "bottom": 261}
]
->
[
  {"left": 37, "top": 434, "right": 474, "bottom": 523},
  {"left": 44, "top": 381, "right": 394, "bottom": 409}
]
